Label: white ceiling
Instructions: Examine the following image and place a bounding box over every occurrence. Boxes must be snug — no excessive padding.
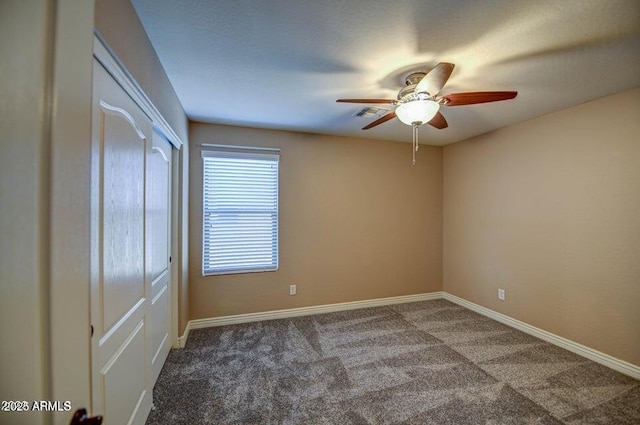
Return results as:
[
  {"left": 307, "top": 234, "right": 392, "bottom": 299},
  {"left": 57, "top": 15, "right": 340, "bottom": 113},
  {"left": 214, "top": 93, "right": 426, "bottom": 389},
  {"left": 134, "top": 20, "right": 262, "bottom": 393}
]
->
[{"left": 131, "top": 0, "right": 640, "bottom": 146}]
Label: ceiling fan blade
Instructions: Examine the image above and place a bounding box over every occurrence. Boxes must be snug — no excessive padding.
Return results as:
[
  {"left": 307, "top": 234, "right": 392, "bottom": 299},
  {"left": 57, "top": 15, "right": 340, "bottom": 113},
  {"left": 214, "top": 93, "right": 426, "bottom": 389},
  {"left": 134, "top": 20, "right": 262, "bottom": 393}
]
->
[
  {"left": 427, "top": 111, "right": 448, "bottom": 129},
  {"left": 440, "top": 91, "right": 517, "bottom": 106},
  {"left": 336, "top": 99, "right": 397, "bottom": 104},
  {"left": 415, "top": 62, "right": 455, "bottom": 97},
  {"left": 362, "top": 112, "right": 396, "bottom": 130}
]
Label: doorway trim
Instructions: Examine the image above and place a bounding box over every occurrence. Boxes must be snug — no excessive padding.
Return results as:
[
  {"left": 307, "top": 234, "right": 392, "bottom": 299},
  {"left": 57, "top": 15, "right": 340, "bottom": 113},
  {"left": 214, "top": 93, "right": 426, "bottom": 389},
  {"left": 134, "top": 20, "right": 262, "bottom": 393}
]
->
[{"left": 93, "top": 32, "right": 184, "bottom": 150}]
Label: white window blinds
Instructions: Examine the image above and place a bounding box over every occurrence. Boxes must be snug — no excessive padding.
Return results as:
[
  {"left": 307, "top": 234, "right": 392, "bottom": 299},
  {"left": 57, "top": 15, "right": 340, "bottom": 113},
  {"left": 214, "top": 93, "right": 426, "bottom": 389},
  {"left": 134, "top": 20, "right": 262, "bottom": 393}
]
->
[{"left": 202, "top": 150, "right": 279, "bottom": 275}]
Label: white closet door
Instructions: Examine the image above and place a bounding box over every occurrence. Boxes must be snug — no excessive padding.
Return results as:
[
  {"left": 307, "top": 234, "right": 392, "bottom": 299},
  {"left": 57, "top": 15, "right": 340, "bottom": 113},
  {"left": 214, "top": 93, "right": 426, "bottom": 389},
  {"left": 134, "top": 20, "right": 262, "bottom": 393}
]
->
[
  {"left": 90, "top": 59, "right": 152, "bottom": 425},
  {"left": 146, "top": 131, "right": 173, "bottom": 385}
]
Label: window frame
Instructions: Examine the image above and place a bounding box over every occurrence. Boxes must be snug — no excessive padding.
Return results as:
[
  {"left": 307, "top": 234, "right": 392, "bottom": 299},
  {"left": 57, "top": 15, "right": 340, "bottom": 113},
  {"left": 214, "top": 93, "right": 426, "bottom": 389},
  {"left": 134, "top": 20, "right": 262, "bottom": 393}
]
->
[{"left": 201, "top": 149, "right": 279, "bottom": 276}]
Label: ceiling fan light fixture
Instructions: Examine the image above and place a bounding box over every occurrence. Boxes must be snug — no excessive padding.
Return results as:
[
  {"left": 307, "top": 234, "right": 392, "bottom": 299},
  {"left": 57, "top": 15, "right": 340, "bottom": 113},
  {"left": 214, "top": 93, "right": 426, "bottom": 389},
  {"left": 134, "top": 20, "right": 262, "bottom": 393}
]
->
[{"left": 395, "top": 99, "right": 440, "bottom": 126}]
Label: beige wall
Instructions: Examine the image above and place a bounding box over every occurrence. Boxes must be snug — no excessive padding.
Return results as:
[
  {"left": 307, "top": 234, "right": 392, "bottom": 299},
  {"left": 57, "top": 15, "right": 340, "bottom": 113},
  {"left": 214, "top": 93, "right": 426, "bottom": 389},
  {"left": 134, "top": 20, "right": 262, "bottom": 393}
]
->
[
  {"left": 1, "top": 1, "right": 95, "bottom": 423},
  {"left": 95, "top": 0, "right": 190, "bottom": 333},
  {"left": 189, "top": 123, "right": 443, "bottom": 319},
  {"left": 443, "top": 88, "right": 640, "bottom": 365},
  {"left": 1, "top": 3, "right": 54, "bottom": 422}
]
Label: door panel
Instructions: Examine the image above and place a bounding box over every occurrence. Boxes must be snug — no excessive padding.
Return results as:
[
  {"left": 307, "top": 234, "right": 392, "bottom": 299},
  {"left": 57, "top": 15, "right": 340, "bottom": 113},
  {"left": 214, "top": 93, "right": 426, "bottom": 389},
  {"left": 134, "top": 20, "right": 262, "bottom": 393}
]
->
[
  {"left": 102, "top": 321, "right": 147, "bottom": 425},
  {"left": 147, "top": 135, "right": 171, "bottom": 279},
  {"left": 147, "top": 133, "right": 173, "bottom": 385},
  {"left": 101, "top": 106, "right": 145, "bottom": 331},
  {"left": 91, "top": 59, "right": 152, "bottom": 425},
  {"left": 150, "top": 280, "right": 170, "bottom": 365}
]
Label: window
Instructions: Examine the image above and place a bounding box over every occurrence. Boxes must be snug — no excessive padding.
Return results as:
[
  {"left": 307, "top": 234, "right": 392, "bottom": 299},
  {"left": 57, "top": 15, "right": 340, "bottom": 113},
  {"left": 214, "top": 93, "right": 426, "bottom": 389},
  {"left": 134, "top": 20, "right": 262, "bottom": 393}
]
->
[{"left": 202, "top": 150, "right": 279, "bottom": 275}]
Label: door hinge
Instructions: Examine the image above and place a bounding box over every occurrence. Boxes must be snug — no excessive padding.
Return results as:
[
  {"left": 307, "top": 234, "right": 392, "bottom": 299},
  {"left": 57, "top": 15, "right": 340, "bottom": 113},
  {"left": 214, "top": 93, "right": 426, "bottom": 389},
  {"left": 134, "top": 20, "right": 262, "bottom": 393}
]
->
[
  {"left": 169, "top": 256, "right": 172, "bottom": 263},
  {"left": 90, "top": 325, "right": 94, "bottom": 337}
]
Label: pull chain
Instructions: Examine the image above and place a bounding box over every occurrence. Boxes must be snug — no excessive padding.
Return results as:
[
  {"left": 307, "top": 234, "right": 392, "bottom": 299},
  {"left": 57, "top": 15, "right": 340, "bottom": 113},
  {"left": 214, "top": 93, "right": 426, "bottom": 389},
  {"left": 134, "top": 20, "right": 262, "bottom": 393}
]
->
[{"left": 412, "top": 123, "right": 419, "bottom": 165}]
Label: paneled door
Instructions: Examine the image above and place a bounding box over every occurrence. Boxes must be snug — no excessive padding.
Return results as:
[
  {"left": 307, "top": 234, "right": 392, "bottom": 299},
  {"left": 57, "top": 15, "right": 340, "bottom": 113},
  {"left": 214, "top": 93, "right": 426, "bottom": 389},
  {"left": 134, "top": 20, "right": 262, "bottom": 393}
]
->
[
  {"left": 90, "top": 58, "right": 153, "bottom": 425},
  {"left": 146, "top": 131, "right": 173, "bottom": 384}
]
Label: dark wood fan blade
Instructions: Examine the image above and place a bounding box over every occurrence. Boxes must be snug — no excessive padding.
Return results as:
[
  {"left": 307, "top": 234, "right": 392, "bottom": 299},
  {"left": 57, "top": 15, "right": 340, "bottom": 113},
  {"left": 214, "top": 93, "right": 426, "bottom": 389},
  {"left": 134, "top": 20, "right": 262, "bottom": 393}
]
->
[
  {"left": 363, "top": 112, "right": 396, "bottom": 130},
  {"left": 336, "top": 99, "right": 397, "bottom": 104},
  {"left": 441, "top": 91, "right": 517, "bottom": 106},
  {"left": 415, "top": 62, "right": 455, "bottom": 96},
  {"left": 428, "top": 111, "right": 448, "bottom": 129}
]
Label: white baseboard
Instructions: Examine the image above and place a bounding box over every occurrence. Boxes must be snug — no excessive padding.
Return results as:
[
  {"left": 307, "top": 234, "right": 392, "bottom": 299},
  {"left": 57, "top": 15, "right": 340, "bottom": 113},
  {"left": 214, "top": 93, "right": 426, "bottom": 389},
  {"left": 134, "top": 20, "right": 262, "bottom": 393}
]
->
[
  {"left": 182, "top": 292, "right": 443, "bottom": 344},
  {"left": 176, "top": 326, "right": 190, "bottom": 349},
  {"left": 177, "top": 290, "right": 639, "bottom": 380},
  {"left": 443, "top": 293, "right": 640, "bottom": 380}
]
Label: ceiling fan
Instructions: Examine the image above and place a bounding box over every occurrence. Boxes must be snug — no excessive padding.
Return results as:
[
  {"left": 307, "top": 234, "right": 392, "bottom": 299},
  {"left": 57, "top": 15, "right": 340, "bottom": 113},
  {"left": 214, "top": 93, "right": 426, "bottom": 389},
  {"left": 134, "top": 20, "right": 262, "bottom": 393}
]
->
[{"left": 336, "top": 62, "right": 517, "bottom": 164}]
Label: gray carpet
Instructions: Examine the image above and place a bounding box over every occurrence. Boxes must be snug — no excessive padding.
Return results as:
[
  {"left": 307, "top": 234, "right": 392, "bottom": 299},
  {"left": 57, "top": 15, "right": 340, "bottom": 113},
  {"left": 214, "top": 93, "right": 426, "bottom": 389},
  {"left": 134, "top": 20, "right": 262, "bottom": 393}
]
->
[{"left": 147, "top": 299, "right": 640, "bottom": 424}]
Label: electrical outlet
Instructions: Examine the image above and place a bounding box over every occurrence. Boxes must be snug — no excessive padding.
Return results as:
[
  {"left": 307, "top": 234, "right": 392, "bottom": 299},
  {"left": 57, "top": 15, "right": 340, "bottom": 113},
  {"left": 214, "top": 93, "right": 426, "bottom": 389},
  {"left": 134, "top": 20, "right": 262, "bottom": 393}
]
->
[
  {"left": 289, "top": 284, "right": 296, "bottom": 296},
  {"left": 498, "top": 288, "right": 505, "bottom": 300}
]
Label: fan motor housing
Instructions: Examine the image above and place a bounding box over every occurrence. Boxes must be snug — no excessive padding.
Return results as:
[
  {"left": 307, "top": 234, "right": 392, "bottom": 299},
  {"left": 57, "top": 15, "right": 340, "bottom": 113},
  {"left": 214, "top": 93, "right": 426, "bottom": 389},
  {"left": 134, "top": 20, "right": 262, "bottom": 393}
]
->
[{"left": 397, "top": 72, "right": 428, "bottom": 102}]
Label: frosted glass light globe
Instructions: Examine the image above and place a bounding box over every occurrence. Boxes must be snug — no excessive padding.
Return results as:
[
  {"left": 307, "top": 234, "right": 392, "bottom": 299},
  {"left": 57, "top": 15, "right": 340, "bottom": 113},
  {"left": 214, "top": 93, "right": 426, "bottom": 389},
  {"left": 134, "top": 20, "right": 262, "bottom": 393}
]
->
[{"left": 395, "top": 99, "right": 440, "bottom": 125}]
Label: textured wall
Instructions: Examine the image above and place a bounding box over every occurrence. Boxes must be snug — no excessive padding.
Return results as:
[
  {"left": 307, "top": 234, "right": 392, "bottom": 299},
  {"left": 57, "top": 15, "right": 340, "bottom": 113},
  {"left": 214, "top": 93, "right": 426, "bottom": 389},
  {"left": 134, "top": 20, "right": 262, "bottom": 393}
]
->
[
  {"left": 443, "top": 88, "right": 640, "bottom": 365},
  {"left": 189, "top": 123, "right": 443, "bottom": 318}
]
